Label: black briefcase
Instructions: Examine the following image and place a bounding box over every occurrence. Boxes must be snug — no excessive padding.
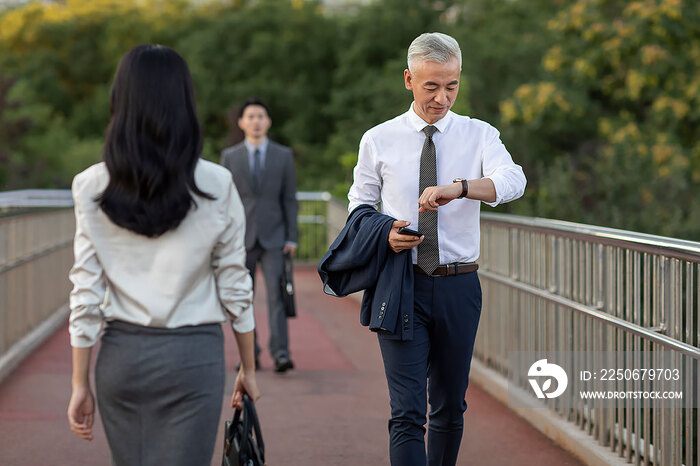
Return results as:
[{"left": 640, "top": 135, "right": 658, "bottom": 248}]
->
[
  {"left": 222, "top": 394, "right": 265, "bottom": 466},
  {"left": 281, "top": 252, "right": 296, "bottom": 318}
]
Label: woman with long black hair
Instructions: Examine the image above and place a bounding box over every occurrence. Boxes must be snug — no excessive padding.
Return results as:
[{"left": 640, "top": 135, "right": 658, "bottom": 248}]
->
[{"left": 65, "top": 44, "right": 259, "bottom": 465}]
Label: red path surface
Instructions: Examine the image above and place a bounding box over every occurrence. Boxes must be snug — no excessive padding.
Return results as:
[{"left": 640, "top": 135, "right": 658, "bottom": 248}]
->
[{"left": 0, "top": 266, "right": 583, "bottom": 465}]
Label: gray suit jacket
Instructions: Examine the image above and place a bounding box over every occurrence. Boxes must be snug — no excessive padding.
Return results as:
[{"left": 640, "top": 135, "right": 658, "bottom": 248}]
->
[{"left": 220, "top": 140, "right": 298, "bottom": 250}]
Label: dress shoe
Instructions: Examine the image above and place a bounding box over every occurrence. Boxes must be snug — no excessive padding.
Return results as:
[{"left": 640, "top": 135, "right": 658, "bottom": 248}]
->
[{"left": 274, "top": 355, "right": 294, "bottom": 373}]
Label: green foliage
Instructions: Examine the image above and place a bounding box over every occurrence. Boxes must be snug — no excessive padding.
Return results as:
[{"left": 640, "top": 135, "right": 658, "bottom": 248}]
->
[
  {"left": 0, "top": 0, "right": 698, "bottom": 240},
  {"left": 0, "top": 0, "right": 190, "bottom": 187},
  {"left": 500, "top": 0, "right": 700, "bottom": 239},
  {"left": 322, "top": 0, "right": 449, "bottom": 191},
  {"left": 174, "top": 0, "right": 338, "bottom": 172},
  {"left": 449, "top": 0, "right": 563, "bottom": 124}
]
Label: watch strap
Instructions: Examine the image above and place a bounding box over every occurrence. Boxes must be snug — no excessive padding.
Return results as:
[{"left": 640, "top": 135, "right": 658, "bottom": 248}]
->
[{"left": 453, "top": 178, "right": 468, "bottom": 198}]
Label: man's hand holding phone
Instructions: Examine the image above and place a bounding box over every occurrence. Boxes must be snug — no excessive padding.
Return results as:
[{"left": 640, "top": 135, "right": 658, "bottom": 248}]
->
[
  {"left": 397, "top": 226, "right": 422, "bottom": 237},
  {"left": 389, "top": 220, "right": 424, "bottom": 253}
]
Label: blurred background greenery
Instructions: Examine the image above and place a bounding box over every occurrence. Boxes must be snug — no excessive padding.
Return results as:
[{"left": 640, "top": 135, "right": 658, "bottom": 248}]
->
[{"left": 0, "top": 0, "right": 698, "bottom": 239}]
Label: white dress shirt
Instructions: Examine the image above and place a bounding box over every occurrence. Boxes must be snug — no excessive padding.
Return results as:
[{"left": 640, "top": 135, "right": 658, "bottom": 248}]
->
[
  {"left": 68, "top": 159, "right": 254, "bottom": 348},
  {"left": 348, "top": 103, "right": 526, "bottom": 265}
]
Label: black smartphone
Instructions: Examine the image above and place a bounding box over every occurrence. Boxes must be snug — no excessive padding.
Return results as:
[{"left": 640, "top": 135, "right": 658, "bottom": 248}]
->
[{"left": 398, "top": 226, "right": 422, "bottom": 237}]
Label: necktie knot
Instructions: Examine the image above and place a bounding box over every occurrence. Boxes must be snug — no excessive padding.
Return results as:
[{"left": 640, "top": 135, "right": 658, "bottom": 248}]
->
[{"left": 422, "top": 125, "right": 437, "bottom": 138}]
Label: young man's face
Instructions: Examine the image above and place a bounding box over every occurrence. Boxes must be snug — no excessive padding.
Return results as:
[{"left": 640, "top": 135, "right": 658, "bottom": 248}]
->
[
  {"left": 404, "top": 58, "right": 460, "bottom": 124},
  {"left": 238, "top": 104, "right": 271, "bottom": 140}
]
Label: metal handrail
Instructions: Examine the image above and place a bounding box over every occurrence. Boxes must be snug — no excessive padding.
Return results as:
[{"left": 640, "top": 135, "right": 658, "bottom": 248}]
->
[
  {"left": 0, "top": 189, "right": 74, "bottom": 208},
  {"left": 480, "top": 270, "right": 700, "bottom": 359},
  {"left": 482, "top": 213, "right": 700, "bottom": 261},
  {"left": 478, "top": 212, "right": 698, "bottom": 466},
  {"left": 0, "top": 189, "right": 332, "bottom": 207},
  {"left": 0, "top": 189, "right": 334, "bottom": 383}
]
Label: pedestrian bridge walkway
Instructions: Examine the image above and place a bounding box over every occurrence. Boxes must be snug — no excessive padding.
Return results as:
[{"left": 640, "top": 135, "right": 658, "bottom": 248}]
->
[
  {"left": 0, "top": 266, "right": 584, "bottom": 465},
  {"left": 1, "top": 190, "right": 698, "bottom": 466}
]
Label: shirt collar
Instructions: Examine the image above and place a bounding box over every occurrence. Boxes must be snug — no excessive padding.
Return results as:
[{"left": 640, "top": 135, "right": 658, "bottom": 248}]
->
[
  {"left": 406, "top": 102, "right": 452, "bottom": 134},
  {"left": 244, "top": 137, "right": 268, "bottom": 155}
]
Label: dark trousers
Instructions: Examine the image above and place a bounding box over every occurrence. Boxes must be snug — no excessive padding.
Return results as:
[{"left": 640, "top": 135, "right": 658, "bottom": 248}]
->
[
  {"left": 378, "top": 272, "right": 482, "bottom": 466},
  {"left": 246, "top": 242, "right": 289, "bottom": 359}
]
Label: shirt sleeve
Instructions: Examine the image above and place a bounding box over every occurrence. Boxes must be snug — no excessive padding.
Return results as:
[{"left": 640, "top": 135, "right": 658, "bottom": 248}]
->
[
  {"left": 348, "top": 132, "right": 382, "bottom": 212},
  {"left": 68, "top": 175, "right": 107, "bottom": 348},
  {"left": 481, "top": 127, "right": 527, "bottom": 207},
  {"left": 213, "top": 178, "right": 255, "bottom": 333}
]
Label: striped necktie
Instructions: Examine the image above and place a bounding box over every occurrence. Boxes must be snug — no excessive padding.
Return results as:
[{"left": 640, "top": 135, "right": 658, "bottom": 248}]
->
[{"left": 416, "top": 125, "right": 440, "bottom": 275}]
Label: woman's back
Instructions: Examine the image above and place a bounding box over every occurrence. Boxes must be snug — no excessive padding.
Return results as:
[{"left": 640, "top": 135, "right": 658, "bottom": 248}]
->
[
  {"left": 67, "top": 45, "right": 259, "bottom": 466},
  {"left": 69, "top": 158, "right": 253, "bottom": 348}
]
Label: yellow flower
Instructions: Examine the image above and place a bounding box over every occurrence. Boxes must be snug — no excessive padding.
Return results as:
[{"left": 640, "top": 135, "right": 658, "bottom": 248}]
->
[
  {"left": 554, "top": 94, "right": 571, "bottom": 112},
  {"left": 537, "top": 82, "right": 556, "bottom": 101},
  {"left": 653, "top": 97, "right": 690, "bottom": 119},
  {"left": 543, "top": 46, "right": 563, "bottom": 71},
  {"left": 652, "top": 144, "right": 673, "bottom": 164},
  {"left": 610, "top": 122, "right": 641, "bottom": 144},
  {"left": 624, "top": 2, "right": 645, "bottom": 18},
  {"left": 626, "top": 70, "right": 645, "bottom": 99},
  {"left": 641, "top": 45, "right": 669, "bottom": 66},
  {"left": 500, "top": 100, "right": 518, "bottom": 123},
  {"left": 659, "top": 0, "right": 682, "bottom": 19},
  {"left": 515, "top": 84, "right": 535, "bottom": 100},
  {"left": 547, "top": 18, "right": 563, "bottom": 31},
  {"left": 573, "top": 58, "right": 594, "bottom": 78},
  {"left": 603, "top": 37, "right": 621, "bottom": 52}
]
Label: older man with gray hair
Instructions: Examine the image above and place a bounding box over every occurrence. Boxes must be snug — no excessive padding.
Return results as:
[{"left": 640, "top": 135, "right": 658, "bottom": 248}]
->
[{"left": 347, "top": 32, "right": 526, "bottom": 465}]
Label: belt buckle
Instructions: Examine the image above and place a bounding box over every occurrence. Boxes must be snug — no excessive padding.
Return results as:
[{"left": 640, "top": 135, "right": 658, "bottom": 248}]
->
[{"left": 445, "top": 263, "right": 454, "bottom": 276}]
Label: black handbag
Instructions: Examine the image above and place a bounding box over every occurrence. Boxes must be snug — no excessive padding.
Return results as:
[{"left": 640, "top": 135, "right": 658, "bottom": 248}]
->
[
  {"left": 222, "top": 394, "right": 266, "bottom": 466},
  {"left": 281, "top": 252, "right": 296, "bottom": 318}
]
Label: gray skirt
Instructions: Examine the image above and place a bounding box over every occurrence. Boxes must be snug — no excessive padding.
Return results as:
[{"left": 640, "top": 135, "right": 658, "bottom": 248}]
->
[{"left": 95, "top": 320, "right": 225, "bottom": 466}]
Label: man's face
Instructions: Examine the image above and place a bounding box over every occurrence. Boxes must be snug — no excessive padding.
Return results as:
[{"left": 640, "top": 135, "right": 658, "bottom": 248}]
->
[
  {"left": 238, "top": 104, "right": 271, "bottom": 140},
  {"left": 404, "top": 58, "right": 460, "bottom": 124}
]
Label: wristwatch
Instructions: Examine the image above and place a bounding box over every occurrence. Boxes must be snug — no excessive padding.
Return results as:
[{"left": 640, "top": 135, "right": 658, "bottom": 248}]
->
[{"left": 453, "top": 178, "right": 468, "bottom": 198}]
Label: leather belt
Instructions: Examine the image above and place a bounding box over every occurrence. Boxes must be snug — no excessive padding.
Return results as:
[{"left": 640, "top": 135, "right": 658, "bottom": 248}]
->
[{"left": 413, "top": 262, "right": 479, "bottom": 277}]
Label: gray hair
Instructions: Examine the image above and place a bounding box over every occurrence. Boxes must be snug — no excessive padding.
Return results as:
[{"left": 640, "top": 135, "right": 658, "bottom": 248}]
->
[{"left": 407, "top": 32, "right": 462, "bottom": 71}]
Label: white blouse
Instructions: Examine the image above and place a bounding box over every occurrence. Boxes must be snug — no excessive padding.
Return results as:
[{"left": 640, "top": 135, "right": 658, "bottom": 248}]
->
[{"left": 68, "top": 159, "right": 254, "bottom": 348}]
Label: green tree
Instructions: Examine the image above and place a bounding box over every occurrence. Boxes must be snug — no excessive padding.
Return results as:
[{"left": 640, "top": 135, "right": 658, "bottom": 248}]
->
[
  {"left": 0, "top": 0, "right": 193, "bottom": 188},
  {"left": 173, "top": 0, "right": 337, "bottom": 172},
  {"left": 323, "top": 0, "right": 453, "bottom": 195},
  {"left": 500, "top": 0, "right": 700, "bottom": 239}
]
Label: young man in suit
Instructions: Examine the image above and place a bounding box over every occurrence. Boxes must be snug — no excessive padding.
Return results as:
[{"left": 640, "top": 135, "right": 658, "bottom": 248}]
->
[{"left": 220, "top": 98, "right": 298, "bottom": 373}]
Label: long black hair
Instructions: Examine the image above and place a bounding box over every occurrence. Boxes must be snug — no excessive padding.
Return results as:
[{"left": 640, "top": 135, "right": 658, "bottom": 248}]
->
[{"left": 97, "top": 44, "right": 213, "bottom": 238}]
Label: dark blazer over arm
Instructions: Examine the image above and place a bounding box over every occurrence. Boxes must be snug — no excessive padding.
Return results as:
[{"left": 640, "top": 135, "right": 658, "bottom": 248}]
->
[{"left": 318, "top": 205, "right": 415, "bottom": 340}]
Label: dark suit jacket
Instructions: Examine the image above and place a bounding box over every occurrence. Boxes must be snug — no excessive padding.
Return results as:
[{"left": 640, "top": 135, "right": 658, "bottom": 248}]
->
[
  {"left": 220, "top": 141, "right": 298, "bottom": 250},
  {"left": 318, "top": 205, "right": 415, "bottom": 340}
]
